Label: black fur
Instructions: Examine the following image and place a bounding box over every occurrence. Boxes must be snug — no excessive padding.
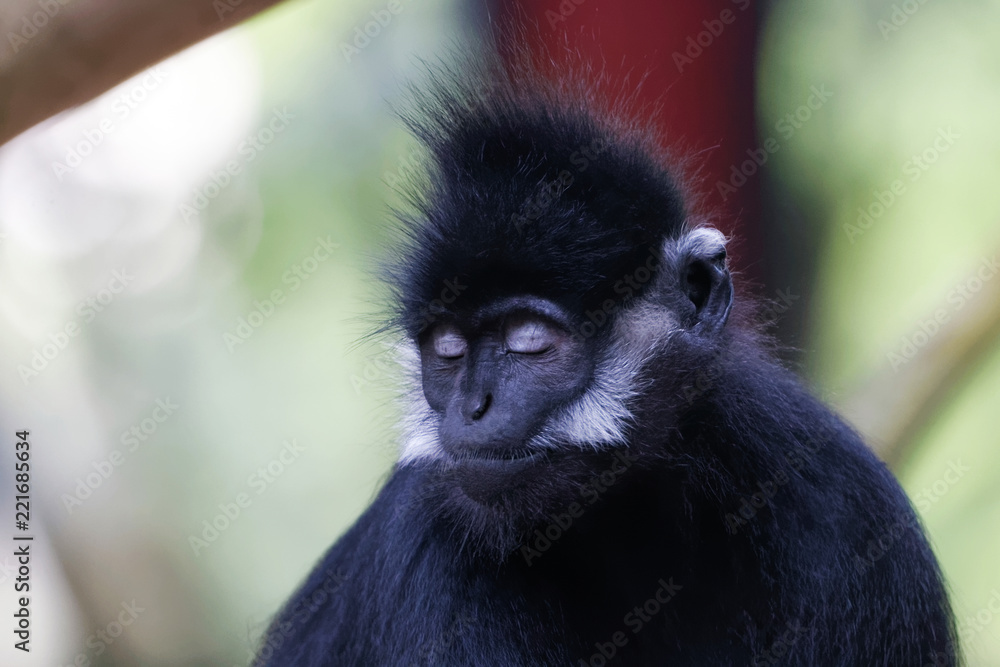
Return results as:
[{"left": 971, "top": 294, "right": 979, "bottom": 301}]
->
[
  {"left": 255, "top": 54, "right": 957, "bottom": 666},
  {"left": 387, "top": 57, "right": 687, "bottom": 340}
]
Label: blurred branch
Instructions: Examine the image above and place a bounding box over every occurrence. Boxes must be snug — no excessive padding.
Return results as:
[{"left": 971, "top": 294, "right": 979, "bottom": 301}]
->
[
  {"left": 841, "top": 247, "right": 1000, "bottom": 469},
  {"left": 0, "top": 0, "right": 290, "bottom": 147}
]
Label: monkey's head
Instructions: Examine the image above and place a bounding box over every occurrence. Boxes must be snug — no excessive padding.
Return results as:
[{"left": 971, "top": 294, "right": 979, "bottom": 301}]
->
[{"left": 386, "top": 62, "right": 734, "bottom": 555}]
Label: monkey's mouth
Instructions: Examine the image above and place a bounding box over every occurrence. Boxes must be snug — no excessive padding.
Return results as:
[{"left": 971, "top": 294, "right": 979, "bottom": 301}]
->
[
  {"left": 450, "top": 447, "right": 545, "bottom": 466},
  {"left": 445, "top": 448, "right": 549, "bottom": 505}
]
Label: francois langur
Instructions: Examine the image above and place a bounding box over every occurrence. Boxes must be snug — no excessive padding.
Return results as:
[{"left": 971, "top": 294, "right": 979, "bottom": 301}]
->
[{"left": 254, "top": 49, "right": 957, "bottom": 667}]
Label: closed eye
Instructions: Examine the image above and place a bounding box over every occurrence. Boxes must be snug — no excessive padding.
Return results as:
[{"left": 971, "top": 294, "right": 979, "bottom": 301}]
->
[
  {"left": 504, "top": 318, "right": 558, "bottom": 354},
  {"left": 432, "top": 326, "right": 467, "bottom": 359}
]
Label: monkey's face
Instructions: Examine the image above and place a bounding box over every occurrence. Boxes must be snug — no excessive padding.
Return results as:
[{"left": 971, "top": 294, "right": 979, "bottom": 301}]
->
[
  {"left": 419, "top": 295, "right": 597, "bottom": 465},
  {"left": 406, "top": 227, "right": 732, "bottom": 500}
]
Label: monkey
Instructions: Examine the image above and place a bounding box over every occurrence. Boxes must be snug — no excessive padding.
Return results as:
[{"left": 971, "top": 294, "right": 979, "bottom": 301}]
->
[{"left": 253, "top": 54, "right": 958, "bottom": 667}]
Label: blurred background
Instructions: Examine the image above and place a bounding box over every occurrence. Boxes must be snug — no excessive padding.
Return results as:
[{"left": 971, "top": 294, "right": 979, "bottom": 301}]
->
[{"left": 0, "top": 0, "right": 998, "bottom": 664}]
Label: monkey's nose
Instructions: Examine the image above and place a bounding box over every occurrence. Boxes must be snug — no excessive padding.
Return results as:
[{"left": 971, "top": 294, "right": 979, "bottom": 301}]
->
[{"left": 462, "top": 393, "right": 492, "bottom": 423}]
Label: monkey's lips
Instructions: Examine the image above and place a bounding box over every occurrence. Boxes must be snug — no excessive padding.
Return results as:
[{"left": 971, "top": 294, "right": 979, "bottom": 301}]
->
[
  {"left": 444, "top": 445, "right": 543, "bottom": 476},
  {"left": 445, "top": 449, "right": 547, "bottom": 504},
  {"left": 447, "top": 447, "right": 545, "bottom": 472}
]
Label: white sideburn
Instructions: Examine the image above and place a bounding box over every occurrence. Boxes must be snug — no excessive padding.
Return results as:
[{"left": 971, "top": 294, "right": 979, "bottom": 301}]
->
[{"left": 530, "top": 298, "right": 678, "bottom": 451}]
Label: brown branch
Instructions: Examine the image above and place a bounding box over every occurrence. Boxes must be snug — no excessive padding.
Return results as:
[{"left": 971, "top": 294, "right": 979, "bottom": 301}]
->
[{"left": 0, "top": 0, "right": 291, "bottom": 147}]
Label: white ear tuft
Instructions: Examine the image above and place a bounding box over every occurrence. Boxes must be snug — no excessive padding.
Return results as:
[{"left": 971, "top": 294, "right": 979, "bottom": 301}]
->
[{"left": 681, "top": 227, "right": 727, "bottom": 261}]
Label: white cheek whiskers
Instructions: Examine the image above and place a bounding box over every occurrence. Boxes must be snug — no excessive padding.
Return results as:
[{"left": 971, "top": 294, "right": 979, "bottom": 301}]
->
[{"left": 529, "top": 296, "right": 679, "bottom": 452}]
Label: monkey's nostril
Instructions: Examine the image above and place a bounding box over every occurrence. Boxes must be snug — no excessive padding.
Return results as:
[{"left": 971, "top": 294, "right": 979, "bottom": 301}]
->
[{"left": 470, "top": 393, "right": 492, "bottom": 421}]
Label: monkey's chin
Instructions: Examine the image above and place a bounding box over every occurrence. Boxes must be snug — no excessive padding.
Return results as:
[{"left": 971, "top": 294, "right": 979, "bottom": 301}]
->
[
  {"left": 429, "top": 447, "right": 615, "bottom": 562},
  {"left": 430, "top": 450, "right": 560, "bottom": 562}
]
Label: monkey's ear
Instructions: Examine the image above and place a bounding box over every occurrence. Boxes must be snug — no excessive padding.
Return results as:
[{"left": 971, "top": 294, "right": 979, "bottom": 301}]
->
[{"left": 676, "top": 228, "right": 733, "bottom": 335}]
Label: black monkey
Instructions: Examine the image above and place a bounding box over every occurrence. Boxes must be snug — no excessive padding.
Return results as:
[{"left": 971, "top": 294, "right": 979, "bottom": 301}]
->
[{"left": 255, "top": 57, "right": 957, "bottom": 666}]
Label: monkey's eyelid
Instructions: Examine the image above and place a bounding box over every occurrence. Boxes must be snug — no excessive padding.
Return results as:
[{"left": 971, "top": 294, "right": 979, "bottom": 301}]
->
[
  {"left": 432, "top": 327, "right": 467, "bottom": 358},
  {"left": 504, "top": 320, "right": 557, "bottom": 354}
]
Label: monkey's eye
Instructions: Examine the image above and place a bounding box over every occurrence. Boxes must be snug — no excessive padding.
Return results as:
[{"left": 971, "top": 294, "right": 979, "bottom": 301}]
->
[
  {"left": 432, "top": 326, "right": 468, "bottom": 359},
  {"left": 504, "top": 318, "right": 558, "bottom": 354}
]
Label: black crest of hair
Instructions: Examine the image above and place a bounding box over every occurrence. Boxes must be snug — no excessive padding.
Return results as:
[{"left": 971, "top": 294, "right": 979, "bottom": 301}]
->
[
  {"left": 255, "top": 46, "right": 959, "bottom": 667},
  {"left": 384, "top": 53, "right": 688, "bottom": 339}
]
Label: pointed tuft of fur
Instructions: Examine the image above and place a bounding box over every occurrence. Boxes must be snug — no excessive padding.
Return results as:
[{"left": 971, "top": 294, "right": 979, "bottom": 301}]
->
[{"left": 384, "top": 50, "right": 688, "bottom": 340}]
